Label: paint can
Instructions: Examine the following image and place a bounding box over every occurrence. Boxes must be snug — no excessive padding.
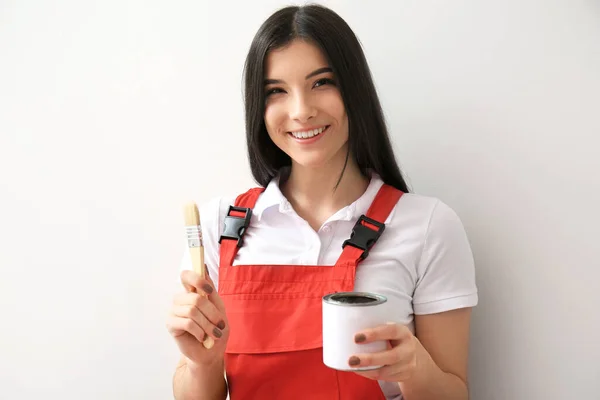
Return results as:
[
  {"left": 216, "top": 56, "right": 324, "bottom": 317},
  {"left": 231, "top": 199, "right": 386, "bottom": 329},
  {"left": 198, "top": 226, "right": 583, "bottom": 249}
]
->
[{"left": 322, "top": 291, "right": 388, "bottom": 371}]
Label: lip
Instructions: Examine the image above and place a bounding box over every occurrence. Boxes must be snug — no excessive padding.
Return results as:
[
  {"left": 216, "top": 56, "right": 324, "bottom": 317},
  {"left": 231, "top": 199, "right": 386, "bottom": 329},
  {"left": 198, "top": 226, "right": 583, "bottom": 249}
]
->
[
  {"left": 288, "top": 125, "right": 330, "bottom": 144},
  {"left": 288, "top": 124, "right": 328, "bottom": 133}
]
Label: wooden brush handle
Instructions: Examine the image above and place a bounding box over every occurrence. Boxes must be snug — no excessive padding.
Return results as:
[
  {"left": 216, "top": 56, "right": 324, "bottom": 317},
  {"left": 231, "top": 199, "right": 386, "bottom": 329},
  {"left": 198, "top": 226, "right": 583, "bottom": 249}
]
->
[{"left": 184, "top": 203, "right": 215, "bottom": 350}]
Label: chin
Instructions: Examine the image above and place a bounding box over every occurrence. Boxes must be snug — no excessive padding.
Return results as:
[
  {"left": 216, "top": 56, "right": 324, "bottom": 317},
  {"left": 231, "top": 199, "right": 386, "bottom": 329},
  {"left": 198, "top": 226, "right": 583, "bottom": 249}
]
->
[{"left": 290, "top": 155, "right": 334, "bottom": 169}]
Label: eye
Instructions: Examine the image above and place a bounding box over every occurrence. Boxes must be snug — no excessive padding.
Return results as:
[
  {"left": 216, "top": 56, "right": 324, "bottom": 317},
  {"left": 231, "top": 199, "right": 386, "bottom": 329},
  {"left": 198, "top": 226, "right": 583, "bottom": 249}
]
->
[
  {"left": 265, "top": 87, "right": 285, "bottom": 97},
  {"left": 314, "top": 78, "right": 336, "bottom": 88}
]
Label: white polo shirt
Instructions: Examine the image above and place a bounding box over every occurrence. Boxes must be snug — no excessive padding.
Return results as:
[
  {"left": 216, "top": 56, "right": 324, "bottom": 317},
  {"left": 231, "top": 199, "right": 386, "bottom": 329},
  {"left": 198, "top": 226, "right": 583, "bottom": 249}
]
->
[{"left": 179, "top": 173, "right": 478, "bottom": 400}]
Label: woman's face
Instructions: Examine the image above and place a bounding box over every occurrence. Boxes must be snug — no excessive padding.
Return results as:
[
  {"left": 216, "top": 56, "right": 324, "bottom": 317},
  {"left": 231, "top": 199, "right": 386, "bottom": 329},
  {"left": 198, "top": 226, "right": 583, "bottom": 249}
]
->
[{"left": 263, "top": 39, "right": 349, "bottom": 170}]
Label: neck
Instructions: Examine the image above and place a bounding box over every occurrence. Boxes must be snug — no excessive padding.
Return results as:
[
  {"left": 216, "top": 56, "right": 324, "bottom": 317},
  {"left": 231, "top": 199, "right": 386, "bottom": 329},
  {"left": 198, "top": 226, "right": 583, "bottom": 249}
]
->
[{"left": 280, "top": 153, "right": 370, "bottom": 230}]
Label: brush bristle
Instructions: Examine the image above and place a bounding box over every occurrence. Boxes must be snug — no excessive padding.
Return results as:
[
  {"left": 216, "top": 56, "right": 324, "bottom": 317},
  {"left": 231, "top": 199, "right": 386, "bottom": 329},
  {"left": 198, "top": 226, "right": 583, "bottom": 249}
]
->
[{"left": 183, "top": 202, "right": 200, "bottom": 226}]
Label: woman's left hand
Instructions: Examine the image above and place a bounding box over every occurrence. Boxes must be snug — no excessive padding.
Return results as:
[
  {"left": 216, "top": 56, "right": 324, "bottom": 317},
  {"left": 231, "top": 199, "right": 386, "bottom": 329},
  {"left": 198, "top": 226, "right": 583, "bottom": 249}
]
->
[{"left": 349, "top": 323, "right": 419, "bottom": 382}]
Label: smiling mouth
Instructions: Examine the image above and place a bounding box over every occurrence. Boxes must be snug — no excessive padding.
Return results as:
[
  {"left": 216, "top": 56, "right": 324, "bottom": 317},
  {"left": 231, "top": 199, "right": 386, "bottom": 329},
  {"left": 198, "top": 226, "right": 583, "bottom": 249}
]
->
[{"left": 288, "top": 125, "right": 330, "bottom": 139}]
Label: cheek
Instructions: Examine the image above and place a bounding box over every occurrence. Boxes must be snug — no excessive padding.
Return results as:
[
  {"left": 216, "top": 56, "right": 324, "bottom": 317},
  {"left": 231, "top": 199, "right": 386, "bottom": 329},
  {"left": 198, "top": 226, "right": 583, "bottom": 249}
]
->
[
  {"left": 264, "top": 103, "right": 285, "bottom": 136},
  {"left": 318, "top": 92, "right": 346, "bottom": 121},
  {"left": 333, "top": 97, "right": 347, "bottom": 121}
]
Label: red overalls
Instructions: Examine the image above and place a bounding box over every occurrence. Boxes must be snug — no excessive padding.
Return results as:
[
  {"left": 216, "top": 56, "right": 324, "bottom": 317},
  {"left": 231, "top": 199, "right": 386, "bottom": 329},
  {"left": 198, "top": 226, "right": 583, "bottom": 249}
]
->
[{"left": 218, "top": 184, "right": 403, "bottom": 400}]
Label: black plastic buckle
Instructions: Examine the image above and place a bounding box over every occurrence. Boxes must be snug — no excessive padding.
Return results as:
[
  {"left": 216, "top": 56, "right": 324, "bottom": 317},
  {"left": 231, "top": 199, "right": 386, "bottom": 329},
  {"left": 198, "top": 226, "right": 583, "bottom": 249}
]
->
[
  {"left": 342, "top": 215, "right": 385, "bottom": 260},
  {"left": 218, "top": 206, "right": 252, "bottom": 247}
]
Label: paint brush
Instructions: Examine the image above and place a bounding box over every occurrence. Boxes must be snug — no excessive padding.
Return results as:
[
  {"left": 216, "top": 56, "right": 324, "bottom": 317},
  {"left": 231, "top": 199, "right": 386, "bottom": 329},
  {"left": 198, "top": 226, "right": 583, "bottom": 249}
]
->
[{"left": 183, "top": 202, "right": 215, "bottom": 349}]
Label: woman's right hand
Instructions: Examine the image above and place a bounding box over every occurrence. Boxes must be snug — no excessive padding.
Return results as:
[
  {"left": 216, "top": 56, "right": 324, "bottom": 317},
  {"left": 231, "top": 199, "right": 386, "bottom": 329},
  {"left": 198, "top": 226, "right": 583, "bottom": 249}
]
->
[{"left": 166, "top": 269, "right": 229, "bottom": 367}]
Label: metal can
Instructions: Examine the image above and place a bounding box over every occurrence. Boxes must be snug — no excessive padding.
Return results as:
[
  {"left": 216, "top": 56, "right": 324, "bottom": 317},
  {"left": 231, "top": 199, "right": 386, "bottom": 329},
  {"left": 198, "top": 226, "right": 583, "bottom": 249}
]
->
[{"left": 322, "top": 291, "right": 389, "bottom": 371}]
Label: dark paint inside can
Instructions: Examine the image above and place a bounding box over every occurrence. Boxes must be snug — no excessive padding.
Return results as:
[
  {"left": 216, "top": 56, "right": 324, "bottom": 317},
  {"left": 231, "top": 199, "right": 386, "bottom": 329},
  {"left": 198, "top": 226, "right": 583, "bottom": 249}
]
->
[
  {"left": 334, "top": 294, "right": 377, "bottom": 304},
  {"left": 323, "top": 292, "right": 387, "bottom": 307}
]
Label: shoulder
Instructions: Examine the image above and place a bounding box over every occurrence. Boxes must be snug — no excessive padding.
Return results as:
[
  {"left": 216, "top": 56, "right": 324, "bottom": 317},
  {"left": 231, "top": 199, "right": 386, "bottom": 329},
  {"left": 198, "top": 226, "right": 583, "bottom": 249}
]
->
[
  {"left": 390, "top": 192, "right": 463, "bottom": 230},
  {"left": 389, "top": 192, "right": 472, "bottom": 259},
  {"left": 405, "top": 194, "right": 468, "bottom": 243}
]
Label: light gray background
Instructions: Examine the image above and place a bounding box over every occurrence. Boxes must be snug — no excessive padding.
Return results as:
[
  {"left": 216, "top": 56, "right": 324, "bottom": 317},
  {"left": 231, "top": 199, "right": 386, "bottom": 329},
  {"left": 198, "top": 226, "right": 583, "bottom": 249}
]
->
[{"left": 1, "top": 0, "right": 598, "bottom": 399}]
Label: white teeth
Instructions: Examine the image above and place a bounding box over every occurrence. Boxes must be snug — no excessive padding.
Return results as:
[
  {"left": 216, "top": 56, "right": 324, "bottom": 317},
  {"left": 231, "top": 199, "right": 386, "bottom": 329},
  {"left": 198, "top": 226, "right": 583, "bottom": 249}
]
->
[{"left": 290, "top": 126, "right": 326, "bottom": 139}]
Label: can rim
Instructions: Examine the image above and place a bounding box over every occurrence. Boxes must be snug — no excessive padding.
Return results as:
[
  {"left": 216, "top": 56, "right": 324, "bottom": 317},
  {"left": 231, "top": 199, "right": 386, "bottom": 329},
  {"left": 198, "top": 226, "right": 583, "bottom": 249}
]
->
[{"left": 322, "top": 291, "right": 387, "bottom": 307}]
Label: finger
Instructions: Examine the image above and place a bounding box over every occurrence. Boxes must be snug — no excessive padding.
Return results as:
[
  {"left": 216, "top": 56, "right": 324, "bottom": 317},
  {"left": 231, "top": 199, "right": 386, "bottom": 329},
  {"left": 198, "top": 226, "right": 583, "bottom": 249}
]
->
[
  {"left": 354, "top": 322, "right": 411, "bottom": 345},
  {"left": 354, "top": 349, "right": 417, "bottom": 381},
  {"left": 206, "top": 286, "right": 227, "bottom": 315},
  {"left": 180, "top": 268, "right": 229, "bottom": 316},
  {"left": 172, "top": 304, "right": 224, "bottom": 340},
  {"left": 354, "top": 364, "right": 403, "bottom": 381},
  {"left": 166, "top": 314, "right": 207, "bottom": 343},
  {"left": 348, "top": 347, "right": 400, "bottom": 369},
  {"left": 180, "top": 270, "right": 214, "bottom": 295},
  {"left": 349, "top": 340, "right": 417, "bottom": 374},
  {"left": 194, "top": 292, "right": 227, "bottom": 330},
  {"left": 200, "top": 271, "right": 228, "bottom": 314},
  {"left": 172, "top": 292, "right": 227, "bottom": 329}
]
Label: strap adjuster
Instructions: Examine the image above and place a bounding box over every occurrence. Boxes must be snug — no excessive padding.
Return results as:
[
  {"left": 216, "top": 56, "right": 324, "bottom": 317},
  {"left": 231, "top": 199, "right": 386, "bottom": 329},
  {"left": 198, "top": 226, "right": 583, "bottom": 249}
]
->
[
  {"left": 342, "top": 215, "right": 385, "bottom": 260},
  {"left": 219, "top": 206, "right": 252, "bottom": 247}
]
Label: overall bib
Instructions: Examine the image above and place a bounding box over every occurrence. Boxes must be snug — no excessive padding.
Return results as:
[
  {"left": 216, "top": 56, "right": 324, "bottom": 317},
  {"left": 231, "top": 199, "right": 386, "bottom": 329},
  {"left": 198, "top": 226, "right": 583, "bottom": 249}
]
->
[{"left": 218, "top": 184, "right": 403, "bottom": 399}]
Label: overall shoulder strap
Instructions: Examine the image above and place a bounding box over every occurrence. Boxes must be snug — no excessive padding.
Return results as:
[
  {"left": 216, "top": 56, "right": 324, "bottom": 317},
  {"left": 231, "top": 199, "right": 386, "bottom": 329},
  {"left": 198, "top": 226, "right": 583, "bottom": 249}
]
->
[
  {"left": 336, "top": 184, "right": 404, "bottom": 267},
  {"left": 218, "top": 187, "right": 265, "bottom": 267}
]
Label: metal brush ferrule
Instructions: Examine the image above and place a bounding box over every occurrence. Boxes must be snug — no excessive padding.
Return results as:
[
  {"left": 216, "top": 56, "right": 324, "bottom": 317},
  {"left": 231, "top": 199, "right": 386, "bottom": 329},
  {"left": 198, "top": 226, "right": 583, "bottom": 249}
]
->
[{"left": 186, "top": 225, "right": 202, "bottom": 248}]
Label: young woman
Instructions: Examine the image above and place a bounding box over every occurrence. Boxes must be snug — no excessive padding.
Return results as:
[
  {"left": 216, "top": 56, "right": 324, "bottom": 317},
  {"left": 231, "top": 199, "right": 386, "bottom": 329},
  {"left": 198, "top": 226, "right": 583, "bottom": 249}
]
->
[{"left": 167, "top": 4, "right": 478, "bottom": 400}]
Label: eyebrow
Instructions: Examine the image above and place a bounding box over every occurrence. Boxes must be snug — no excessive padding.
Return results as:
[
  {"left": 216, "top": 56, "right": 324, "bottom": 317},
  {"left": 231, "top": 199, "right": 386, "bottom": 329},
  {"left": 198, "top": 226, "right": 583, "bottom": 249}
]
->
[{"left": 264, "top": 67, "right": 333, "bottom": 85}]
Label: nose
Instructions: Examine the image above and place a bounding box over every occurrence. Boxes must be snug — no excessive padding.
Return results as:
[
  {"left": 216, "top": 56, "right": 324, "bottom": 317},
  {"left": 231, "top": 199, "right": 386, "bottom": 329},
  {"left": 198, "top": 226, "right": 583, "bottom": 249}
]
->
[{"left": 289, "top": 93, "right": 316, "bottom": 123}]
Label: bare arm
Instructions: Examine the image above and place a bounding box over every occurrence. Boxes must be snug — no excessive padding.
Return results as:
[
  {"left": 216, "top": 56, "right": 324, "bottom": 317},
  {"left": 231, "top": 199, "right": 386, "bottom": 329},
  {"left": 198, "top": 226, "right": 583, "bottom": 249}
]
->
[
  {"left": 168, "top": 271, "right": 230, "bottom": 400},
  {"left": 399, "top": 308, "right": 472, "bottom": 400},
  {"left": 173, "top": 356, "right": 227, "bottom": 400}
]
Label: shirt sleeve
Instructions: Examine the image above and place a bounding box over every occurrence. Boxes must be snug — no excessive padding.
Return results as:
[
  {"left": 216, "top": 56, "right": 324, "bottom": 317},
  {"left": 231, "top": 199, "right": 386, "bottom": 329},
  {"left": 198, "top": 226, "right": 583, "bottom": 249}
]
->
[
  {"left": 179, "top": 196, "right": 229, "bottom": 291},
  {"left": 412, "top": 200, "right": 479, "bottom": 315}
]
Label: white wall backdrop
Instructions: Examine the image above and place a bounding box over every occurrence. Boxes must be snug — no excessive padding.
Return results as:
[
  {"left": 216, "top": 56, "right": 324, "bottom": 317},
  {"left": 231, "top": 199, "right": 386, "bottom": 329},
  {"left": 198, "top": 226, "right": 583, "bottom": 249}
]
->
[{"left": 1, "top": 1, "right": 598, "bottom": 399}]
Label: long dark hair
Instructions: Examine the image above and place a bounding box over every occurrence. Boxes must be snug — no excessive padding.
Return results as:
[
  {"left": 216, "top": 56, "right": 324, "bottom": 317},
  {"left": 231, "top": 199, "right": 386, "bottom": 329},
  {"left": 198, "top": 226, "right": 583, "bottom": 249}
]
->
[{"left": 243, "top": 4, "right": 410, "bottom": 193}]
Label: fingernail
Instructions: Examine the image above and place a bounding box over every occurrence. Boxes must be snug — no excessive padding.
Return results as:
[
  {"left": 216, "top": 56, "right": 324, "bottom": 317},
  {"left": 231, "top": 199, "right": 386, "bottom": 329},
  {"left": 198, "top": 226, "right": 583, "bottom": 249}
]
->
[
  {"left": 354, "top": 333, "right": 366, "bottom": 343},
  {"left": 213, "top": 327, "right": 223, "bottom": 338},
  {"left": 217, "top": 320, "right": 226, "bottom": 330},
  {"left": 348, "top": 356, "right": 361, "bottom": 366},
  {"left": 202, "top": 284, "right": 213, "bottom": 294}
]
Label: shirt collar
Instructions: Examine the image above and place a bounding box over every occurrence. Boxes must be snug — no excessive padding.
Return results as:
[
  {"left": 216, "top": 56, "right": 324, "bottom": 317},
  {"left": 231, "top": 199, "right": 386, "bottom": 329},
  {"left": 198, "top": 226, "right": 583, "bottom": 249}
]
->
[
  {"left": 252, "top": 173, "right": 289, "bottom": 220},
  {"left": 252, "top": 169, "right": 386, "bottom": 222},
  {"left": 338, "top": 172, "right": 385, "bottom": 222}
]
